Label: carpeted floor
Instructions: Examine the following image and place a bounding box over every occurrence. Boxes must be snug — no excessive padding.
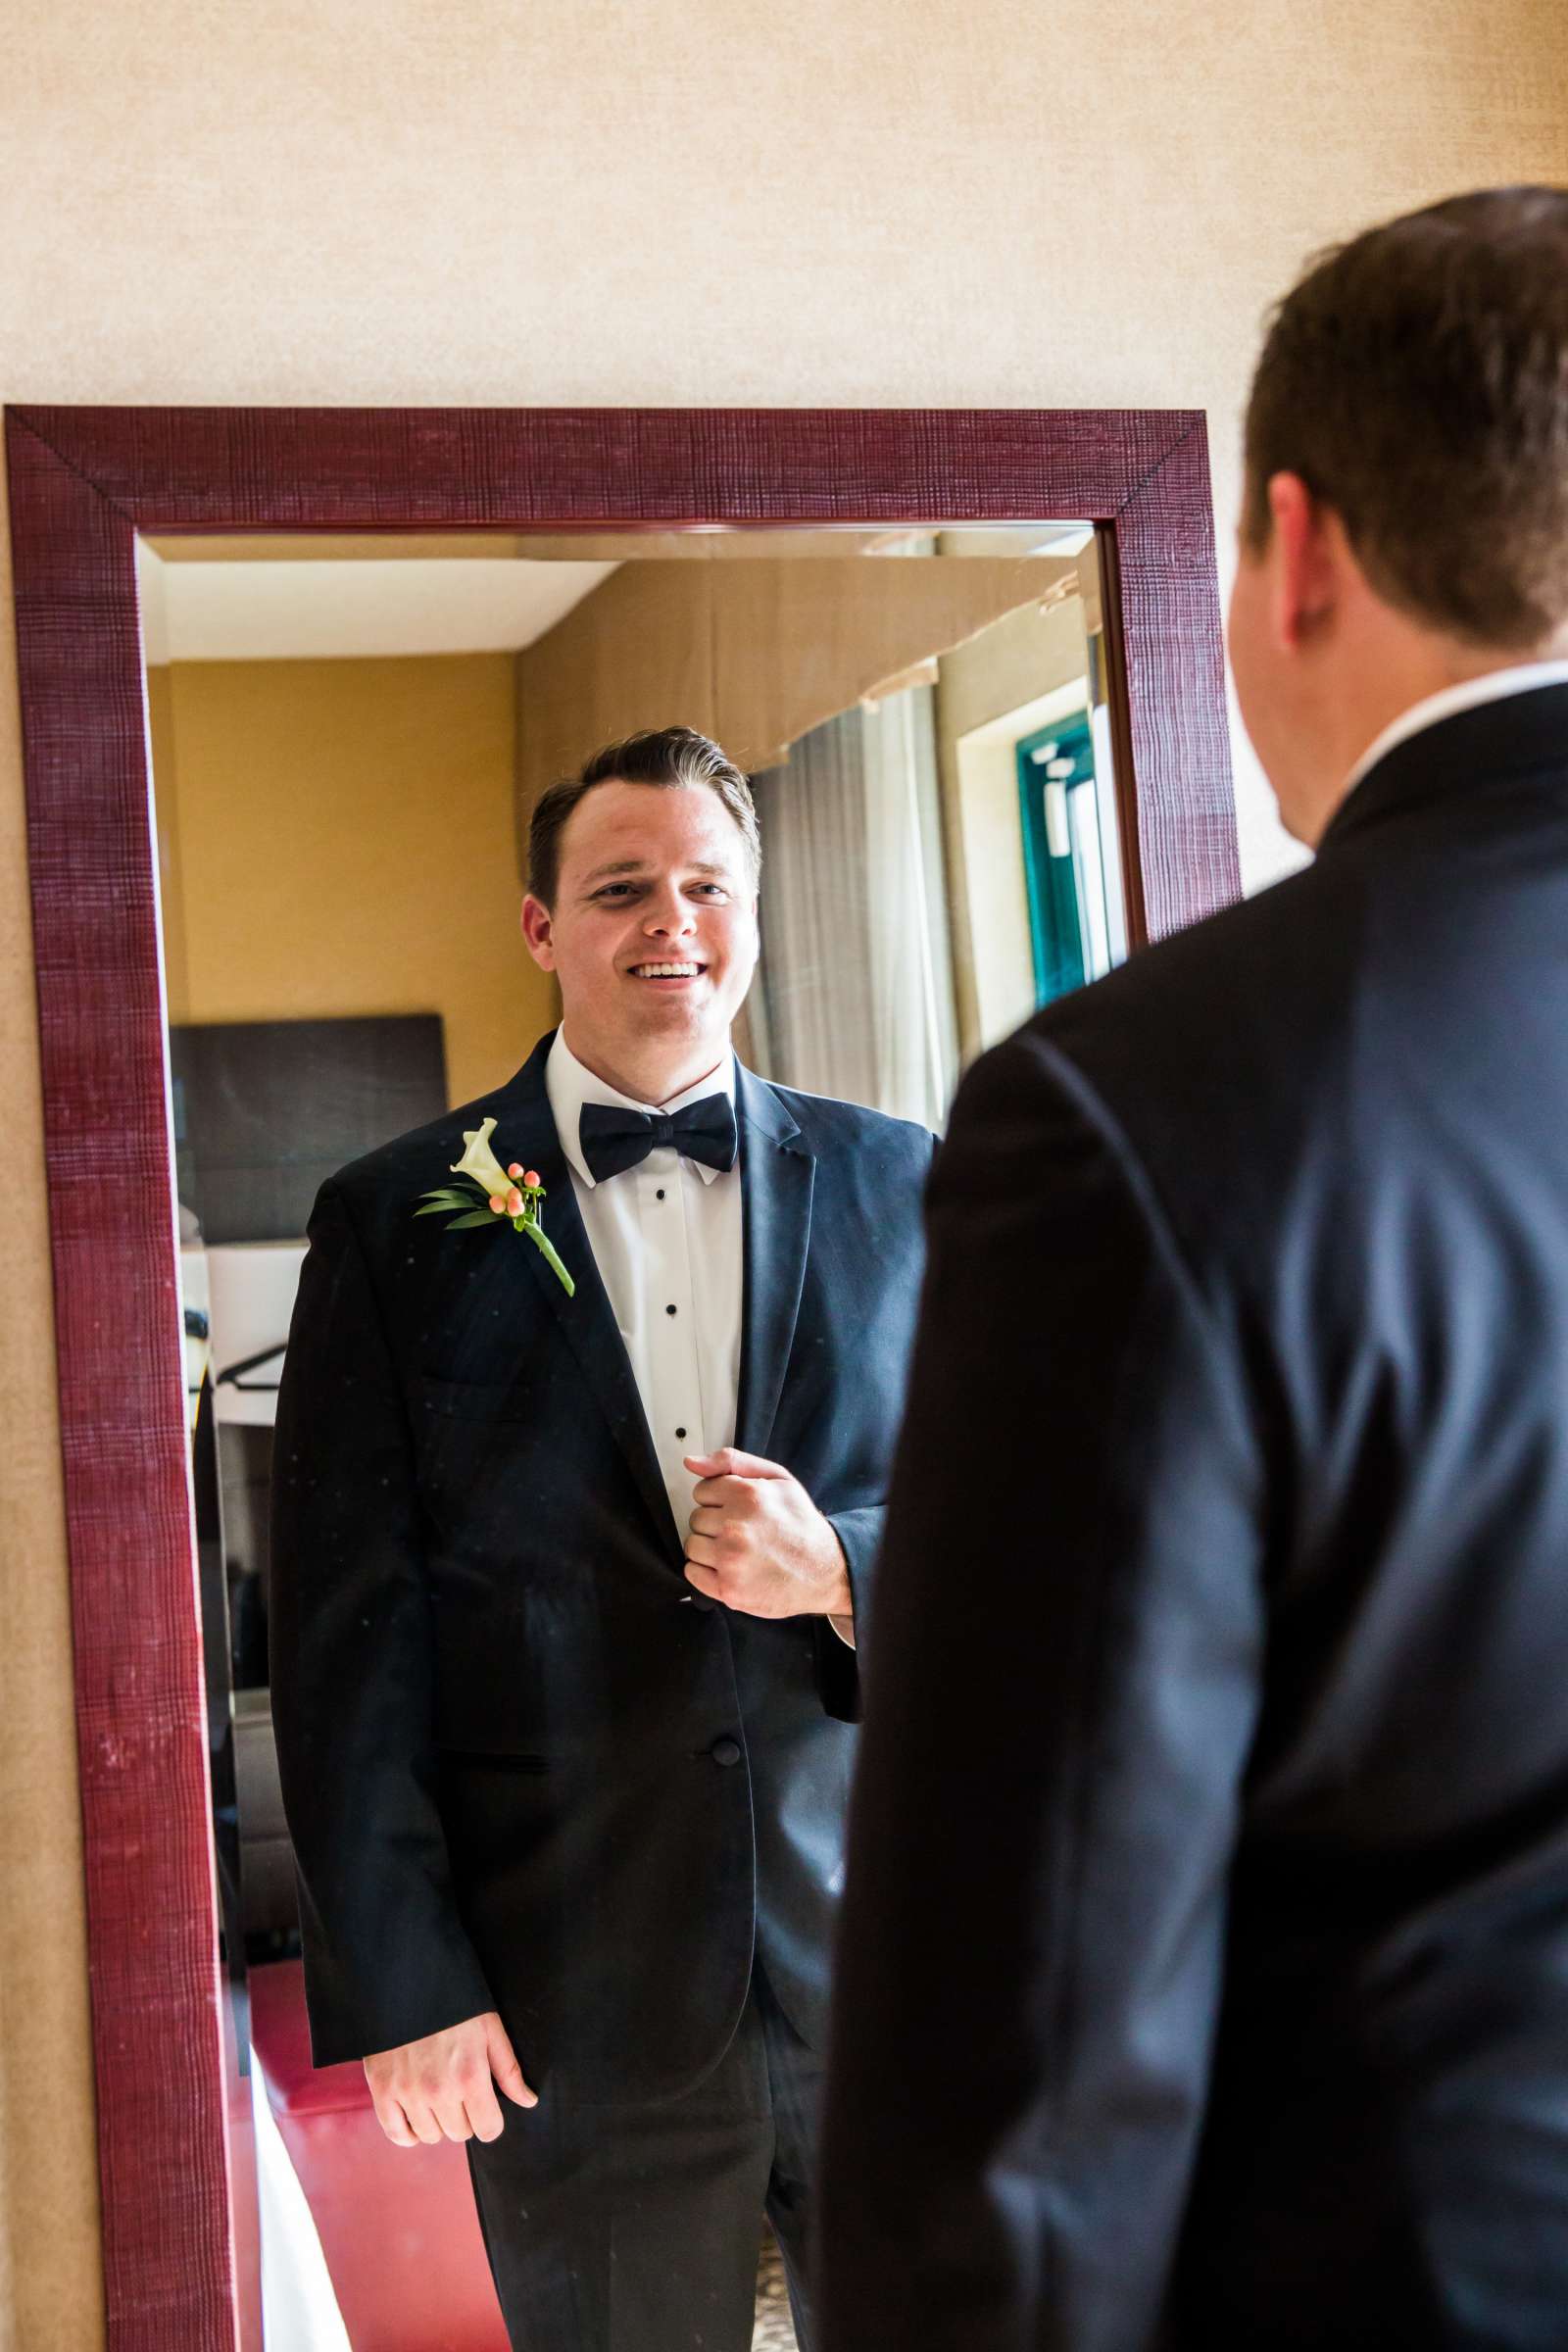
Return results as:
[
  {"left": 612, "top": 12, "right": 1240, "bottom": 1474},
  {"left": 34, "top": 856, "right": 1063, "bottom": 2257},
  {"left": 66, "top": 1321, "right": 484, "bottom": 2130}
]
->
[{"left": 753, "top": 2229, "right": 799, "bottom": 2350}]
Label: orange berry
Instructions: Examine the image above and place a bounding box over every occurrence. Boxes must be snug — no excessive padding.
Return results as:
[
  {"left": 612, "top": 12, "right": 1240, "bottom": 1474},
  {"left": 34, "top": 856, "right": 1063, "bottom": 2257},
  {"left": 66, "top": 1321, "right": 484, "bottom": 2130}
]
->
[
  {"left": 506, "top": 1188, "right": 524, "bottom": 1217},
  {"left": 507, "top": 1163, "right": 524, "bottom": 1180},
  {"left": 488, "top": 1195, "right": 506, "bottom": 1214}
]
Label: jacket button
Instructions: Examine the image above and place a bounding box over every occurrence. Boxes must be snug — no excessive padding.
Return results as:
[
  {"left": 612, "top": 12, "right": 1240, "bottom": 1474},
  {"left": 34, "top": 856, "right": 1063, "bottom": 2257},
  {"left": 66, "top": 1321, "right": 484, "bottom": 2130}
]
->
[{"left": 710, "top": 1736, "right": 742, "bottom": 1767}]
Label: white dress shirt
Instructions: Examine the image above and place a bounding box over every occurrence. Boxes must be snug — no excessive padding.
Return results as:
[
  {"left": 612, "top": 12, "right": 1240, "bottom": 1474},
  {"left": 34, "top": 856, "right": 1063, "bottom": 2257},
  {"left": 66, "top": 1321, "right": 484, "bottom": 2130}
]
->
[
  {"left": 546, "top": 1030, "right": 743, "bottom": 1539},
  {"left": 1343, "top": 660, "right": 1568, "bottom": 800}
]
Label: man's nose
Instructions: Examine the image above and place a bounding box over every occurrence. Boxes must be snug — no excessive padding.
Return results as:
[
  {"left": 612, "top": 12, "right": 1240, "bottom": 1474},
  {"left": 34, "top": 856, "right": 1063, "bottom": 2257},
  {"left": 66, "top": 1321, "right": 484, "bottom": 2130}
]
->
[{"left": 643, "top": 890, "right": 695, "bottom": 937}]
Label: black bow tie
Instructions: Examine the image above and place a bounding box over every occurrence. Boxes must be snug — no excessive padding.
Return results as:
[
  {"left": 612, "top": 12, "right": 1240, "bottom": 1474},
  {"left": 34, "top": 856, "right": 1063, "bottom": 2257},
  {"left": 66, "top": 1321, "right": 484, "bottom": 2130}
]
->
[{"left": 578, "top": 1094, "right": 738, "bottom": 1184}]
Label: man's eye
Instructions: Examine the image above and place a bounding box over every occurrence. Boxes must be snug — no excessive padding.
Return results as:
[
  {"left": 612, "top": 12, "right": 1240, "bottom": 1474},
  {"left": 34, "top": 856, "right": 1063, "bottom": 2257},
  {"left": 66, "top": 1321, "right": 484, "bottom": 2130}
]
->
[{"left": 693, "top": 884, "right": 728, "bottom": 899}]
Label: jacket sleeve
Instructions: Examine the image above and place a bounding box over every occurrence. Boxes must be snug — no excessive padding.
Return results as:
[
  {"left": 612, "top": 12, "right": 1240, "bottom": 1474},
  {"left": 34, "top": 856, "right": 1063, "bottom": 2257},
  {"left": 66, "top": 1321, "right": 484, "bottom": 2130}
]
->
[
  {"left": 811, "top": 1125, "right": 939, "bottom": 1724},
  {"left": 269, "top": 1179, "right": 495, "bottom": 2065},
  {"left": 812, "top": 1502, "right": 884, "bottom": 1723},
  {"left": 817, "top": 1031, "right": 1266, "bottom": 2351}
]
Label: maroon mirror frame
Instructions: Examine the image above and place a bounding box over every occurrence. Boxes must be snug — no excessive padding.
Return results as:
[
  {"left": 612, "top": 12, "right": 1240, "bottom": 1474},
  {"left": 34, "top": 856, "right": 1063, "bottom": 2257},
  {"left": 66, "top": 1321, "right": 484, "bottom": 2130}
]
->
[{"left": 5, "top": 404, "right": 1239, "bottom": 2349}]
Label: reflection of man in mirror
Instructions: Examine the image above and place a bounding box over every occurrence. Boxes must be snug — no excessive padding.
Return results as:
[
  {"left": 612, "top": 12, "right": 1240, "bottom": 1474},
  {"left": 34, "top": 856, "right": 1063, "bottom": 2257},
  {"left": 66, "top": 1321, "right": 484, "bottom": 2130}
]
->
[
  {"left": 270, "top": 725, "right": 933, "bottom": 2350},
  {"left": 820, "top": 191, "right": 1568, "bottom": 2348}
]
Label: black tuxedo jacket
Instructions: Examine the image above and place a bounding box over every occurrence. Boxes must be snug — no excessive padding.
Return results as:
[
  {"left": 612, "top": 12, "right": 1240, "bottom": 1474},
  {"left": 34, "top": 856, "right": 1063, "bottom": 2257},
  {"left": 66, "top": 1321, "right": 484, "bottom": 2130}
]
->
[
  {"left": 270, "top": 1035, "right": 931, "bottom": 2099},
  {"left": 820, "top": 685, "right": 1568, "bottom": 2350}
]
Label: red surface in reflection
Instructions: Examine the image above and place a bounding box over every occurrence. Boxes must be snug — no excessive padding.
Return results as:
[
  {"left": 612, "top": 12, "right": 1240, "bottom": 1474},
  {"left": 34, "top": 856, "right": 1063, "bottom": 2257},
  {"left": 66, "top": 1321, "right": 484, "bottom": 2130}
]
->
[{"left": 249, "top": 1960, "right": 510, "bottom": 2351}]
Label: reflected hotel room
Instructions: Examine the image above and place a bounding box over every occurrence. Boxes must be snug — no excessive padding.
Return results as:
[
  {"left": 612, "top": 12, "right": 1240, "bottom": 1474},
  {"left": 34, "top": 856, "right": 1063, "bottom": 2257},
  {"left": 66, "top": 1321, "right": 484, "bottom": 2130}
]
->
[{"left": 148, "top": 522, "right": 1122, "bottom": 2350}]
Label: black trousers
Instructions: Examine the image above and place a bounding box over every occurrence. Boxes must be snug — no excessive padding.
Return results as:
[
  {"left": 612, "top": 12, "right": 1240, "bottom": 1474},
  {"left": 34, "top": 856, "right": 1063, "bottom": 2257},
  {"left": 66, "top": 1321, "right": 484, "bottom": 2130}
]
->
[{"left": 466, "top": 1960, "right": 824, "bottom": 2351}]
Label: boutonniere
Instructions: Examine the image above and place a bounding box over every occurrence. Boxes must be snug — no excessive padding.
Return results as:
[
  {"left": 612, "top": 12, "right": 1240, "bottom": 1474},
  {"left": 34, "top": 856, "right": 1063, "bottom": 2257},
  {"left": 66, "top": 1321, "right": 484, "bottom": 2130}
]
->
[{"left": 415, "top": 1116, "right": 575, "bottom": 1297}]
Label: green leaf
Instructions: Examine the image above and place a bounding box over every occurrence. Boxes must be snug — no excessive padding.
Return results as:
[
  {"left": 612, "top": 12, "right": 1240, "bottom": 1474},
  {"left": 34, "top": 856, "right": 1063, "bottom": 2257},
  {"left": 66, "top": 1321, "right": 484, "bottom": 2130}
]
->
[
  {"left": 446, "top": 1210, "right": 501, "bottom": 1231},
  {"left": 414, "top": 1201, "right": 460, "bottom": 1217},
  {"left": 419, "top": 1185, "right": 479, "bottom": 1206}
]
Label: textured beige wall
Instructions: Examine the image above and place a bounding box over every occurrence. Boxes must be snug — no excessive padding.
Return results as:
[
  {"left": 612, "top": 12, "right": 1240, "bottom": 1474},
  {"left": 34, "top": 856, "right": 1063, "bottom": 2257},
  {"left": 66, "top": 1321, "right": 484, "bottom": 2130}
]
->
[
  {"left": 3, "top": 3, "right": 1565, "bottom": 2339},
  {"left": 153, "top": 654, "right": 551, "bottom": 1109}
]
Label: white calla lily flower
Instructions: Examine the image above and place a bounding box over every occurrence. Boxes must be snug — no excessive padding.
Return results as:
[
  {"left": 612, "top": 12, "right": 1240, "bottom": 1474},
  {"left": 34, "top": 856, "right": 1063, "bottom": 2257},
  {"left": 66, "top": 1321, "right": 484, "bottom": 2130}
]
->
[{"left": 451, "top": 1116, "right": 512, "bottom": 1200}]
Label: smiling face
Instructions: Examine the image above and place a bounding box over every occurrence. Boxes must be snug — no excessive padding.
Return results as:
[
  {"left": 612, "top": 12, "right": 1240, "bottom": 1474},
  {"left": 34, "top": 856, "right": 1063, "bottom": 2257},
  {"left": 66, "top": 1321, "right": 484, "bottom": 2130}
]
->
[{"left": 521, "top": 779, "right": 760, "bottom": 1104}]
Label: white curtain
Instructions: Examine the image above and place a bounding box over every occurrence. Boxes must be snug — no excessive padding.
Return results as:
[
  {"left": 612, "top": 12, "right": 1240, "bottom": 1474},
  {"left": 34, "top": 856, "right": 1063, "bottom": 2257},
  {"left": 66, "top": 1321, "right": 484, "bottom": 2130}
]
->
[{"left": 750, "top": 686, "right": 957, "bottom": 1130}]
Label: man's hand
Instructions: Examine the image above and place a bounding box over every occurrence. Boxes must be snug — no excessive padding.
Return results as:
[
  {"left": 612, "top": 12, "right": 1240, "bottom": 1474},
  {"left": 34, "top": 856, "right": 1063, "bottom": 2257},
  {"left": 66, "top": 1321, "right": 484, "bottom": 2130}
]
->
[
  {"left": 684, "top": 1447, "right": 854, "bottom": 1637},
  {"left": 364, "top": 2010, "right": 536, "bottom": 2148}
]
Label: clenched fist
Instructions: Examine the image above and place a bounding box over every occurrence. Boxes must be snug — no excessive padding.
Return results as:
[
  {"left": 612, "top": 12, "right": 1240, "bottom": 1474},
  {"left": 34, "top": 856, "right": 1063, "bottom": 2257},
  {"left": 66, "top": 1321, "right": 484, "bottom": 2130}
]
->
[{"left": 683, "top": 1446, "right": 855, "bottom": 1642}]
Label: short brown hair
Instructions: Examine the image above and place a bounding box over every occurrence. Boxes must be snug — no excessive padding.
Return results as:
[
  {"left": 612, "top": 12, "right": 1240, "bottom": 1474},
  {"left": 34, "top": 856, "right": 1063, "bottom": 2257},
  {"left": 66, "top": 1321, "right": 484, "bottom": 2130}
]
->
[
  {"left": 1242, "top": 187, "right": 1568, "bottom": 648},
  {"left": 527, "top": 726, "right": 762, "bottom": 906}
]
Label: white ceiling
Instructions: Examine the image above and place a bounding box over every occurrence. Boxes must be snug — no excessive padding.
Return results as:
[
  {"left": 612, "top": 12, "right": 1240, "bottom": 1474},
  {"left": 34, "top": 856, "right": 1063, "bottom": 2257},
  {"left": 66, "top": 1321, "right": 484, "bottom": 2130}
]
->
[
  {"left": 136, "top": 543, "right": 616, "bottom": 665},
  {"left": 134, "top": 525, "right": 1095, "bottom": 667}
]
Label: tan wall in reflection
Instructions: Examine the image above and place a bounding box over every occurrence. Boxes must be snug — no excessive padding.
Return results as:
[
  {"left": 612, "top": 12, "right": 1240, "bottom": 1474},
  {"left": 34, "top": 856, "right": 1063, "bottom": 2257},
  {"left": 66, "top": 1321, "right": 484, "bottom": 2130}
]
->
[
  {"left": 2, "top": 4, "right": 1566, "bottom": 2339},
  {"left": 513, "top": 558, "right": 1060, "bottom": 850},
  {"left": 151, "top": 655, "right": 555, "bottom": 1109},
  {"left": 936, "top": 598, "right": 1096, "bottom": 1055}
]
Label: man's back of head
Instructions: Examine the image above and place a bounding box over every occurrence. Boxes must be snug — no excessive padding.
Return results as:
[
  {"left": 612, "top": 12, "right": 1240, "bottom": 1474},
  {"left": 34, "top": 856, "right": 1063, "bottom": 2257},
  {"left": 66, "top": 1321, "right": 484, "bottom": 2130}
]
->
[{"left": 1228, "top": 186, "right": 1568, "bottom": 844}]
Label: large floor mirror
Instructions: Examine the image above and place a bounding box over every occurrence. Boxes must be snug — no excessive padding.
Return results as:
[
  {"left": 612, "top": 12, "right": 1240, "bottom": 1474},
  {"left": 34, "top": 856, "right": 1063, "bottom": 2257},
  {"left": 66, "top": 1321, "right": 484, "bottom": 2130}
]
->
[{"left": 7, "top": 405, "right": 1237, "bottom": 2351}]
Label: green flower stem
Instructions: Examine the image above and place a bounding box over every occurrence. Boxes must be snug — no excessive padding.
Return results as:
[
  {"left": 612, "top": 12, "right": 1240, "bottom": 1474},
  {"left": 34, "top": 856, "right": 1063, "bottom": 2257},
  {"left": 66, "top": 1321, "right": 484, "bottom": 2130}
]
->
[{"left": 515, "top": 1213, "right": 575, "bottom": 1297}]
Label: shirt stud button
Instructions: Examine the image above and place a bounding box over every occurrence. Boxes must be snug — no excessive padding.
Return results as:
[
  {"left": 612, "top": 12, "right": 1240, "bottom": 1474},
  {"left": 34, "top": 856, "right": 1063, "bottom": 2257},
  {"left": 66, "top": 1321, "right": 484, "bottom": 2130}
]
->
[
  {"left": 657, "top": 1189, "right": 666, "bottom": 1200},
  {"left": 666, "top": 1302, "right": 677, "bottom": 1316},
  {"left": 675, "top": 1426, "right": 687, "bottom": 1441}
]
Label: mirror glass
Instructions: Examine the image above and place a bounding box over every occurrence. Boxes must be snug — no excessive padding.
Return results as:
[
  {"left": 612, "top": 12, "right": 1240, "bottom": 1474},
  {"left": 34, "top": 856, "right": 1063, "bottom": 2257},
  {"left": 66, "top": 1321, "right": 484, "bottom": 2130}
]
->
[{"left": 146, "top": 521, "right": 1125, "bottom": 2351}]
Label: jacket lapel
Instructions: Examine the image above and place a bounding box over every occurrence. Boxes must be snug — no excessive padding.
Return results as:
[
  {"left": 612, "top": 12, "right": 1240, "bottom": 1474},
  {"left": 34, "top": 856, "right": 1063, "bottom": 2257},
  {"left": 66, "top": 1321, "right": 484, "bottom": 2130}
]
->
[
  {"left": 734, "top": 1064, "right": 816, "bottom": 1459},
  {"left": 478, "top": 1037, "right": 682, "bottom": 1562}
]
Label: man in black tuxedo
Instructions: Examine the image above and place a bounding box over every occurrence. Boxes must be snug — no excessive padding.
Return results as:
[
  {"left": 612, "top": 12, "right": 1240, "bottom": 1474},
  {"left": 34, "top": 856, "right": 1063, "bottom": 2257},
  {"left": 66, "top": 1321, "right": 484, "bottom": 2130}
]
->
[
  {"left": 270, "top": 725, "right": 932, "bottom": 2350},
  {"left": 819, "top": 188, "right": 1568, "bottom": 2350}
]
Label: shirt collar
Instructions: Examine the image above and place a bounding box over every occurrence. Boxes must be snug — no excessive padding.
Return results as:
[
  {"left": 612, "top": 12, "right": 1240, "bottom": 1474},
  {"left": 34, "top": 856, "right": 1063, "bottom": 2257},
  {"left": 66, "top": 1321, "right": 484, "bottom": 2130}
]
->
[
  {"left": 1341, "top": 661, "right": 1568, "bottom": 803},
  {"left": 546, "top": 1029, "right": 737, "bottom": 1190}
]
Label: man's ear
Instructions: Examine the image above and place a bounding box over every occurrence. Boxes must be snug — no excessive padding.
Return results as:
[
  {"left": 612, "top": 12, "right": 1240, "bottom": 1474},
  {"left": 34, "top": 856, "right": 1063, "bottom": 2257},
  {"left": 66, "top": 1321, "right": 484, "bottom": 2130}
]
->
[
  {"left": 520, "top": 893, "right": 556, "bottom": 970},
  {"left": 1268, "top": 471, "right": 1343, "bottom": 653}
]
